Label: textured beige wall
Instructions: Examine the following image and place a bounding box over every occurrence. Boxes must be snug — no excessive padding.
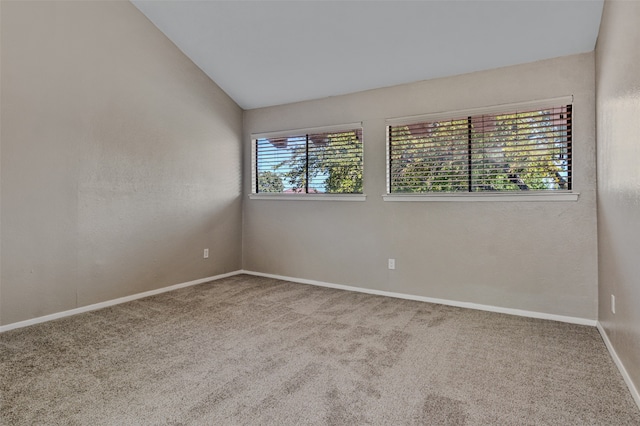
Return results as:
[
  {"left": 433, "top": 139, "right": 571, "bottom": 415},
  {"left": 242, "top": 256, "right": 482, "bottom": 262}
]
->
[
  {"left": 596, "top": 0, "right": 640, "bottom": 397},
  {"left": 0, "top": 1, "right": 243, "bottom": 325},
  {"left": 243, "top": 53, "right": 598, "bottom": 319}
]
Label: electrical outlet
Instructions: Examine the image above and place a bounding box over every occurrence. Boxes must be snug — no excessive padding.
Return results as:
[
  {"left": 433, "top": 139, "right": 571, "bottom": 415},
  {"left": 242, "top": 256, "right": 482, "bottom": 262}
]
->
[
  {"left": 611, "top": 294, "right": 615, "bottom": 314},
  {"left": 203, "top": 248, "right": 209, "bottom": 259},
  {"left": 388, "top": 258, "right": 395, "bottom": 270}
]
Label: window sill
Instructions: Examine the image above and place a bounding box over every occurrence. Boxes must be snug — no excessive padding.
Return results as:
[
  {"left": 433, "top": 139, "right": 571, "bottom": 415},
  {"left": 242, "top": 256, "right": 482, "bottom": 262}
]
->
[
  {"left": 249, "top": 193, "right": 367, "bottom": 201},
  {"left": 382, "top": 192, "right": 579, "bottom": 202}
]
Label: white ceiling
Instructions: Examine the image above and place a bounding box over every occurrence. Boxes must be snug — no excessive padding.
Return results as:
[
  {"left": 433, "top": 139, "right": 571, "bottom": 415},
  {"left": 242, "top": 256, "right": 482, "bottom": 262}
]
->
[{"left": 132, "top": 0, "right": 604, "bottom": 110}]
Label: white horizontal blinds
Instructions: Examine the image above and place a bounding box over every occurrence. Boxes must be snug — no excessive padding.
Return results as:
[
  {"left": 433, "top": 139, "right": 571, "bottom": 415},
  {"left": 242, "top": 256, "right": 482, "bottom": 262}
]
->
[
  {"left": 255, "top": 127, "right": 363, "bottom": 194},
  {"left": 388, "top": 105, "right": 572, "bottom": 193},
  {"left": 471, "top": 106, "right": 572, "bottom": 191},
  {"left": 389, "top": 117, "right": 471, "bottom": 193},
  {"left": 255, "top": 135, "right": 306, "bottom": 193}
]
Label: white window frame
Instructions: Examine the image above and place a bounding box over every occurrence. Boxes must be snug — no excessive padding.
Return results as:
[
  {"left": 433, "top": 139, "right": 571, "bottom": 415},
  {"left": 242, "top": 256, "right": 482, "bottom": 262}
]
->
[
  {"left": 384, "top": 96, "right": 579, "bottom": 202},
  {"left": 250, "top": 122, "right": 366, "bottom": 201}
]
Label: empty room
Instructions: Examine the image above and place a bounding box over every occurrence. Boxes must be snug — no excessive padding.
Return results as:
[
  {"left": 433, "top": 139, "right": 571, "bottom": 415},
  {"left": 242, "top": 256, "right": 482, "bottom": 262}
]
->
[{"left": 1, "top": 0, "right": 639, "bottom": 424}]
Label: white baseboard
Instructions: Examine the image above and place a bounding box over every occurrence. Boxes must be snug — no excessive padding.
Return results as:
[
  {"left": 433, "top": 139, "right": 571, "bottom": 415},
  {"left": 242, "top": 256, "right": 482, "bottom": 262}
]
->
[
  {"left": 240, "top": 270, "right": 597, "bottom": 327},
  {"left": 1, "top": 268, "right": 596, "bottom": 331},
  {"left": 597, "top": 322, "right": 640, "bottom": 411},
  {"left": 0, "top": 270, "right": 243, "bottom": 333}
]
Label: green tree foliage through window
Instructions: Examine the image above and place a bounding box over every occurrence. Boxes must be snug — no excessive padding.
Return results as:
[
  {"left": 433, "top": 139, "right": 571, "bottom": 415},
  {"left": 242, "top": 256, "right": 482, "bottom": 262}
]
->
[
  {"left": 255, "top": 128, "right": 363, "bottom": 194},
  {"left": 257, "top": 171, "right": 284, "bottom": 193},
  {"left": 388, "top": 105, "right": 572, "bottom": 193}
]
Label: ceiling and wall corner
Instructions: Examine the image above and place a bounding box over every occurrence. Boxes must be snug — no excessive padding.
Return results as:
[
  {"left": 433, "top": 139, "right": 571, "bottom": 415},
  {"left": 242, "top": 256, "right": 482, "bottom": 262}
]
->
[{"left": 132, "top": 0, "right": 604, "bottom": 110}]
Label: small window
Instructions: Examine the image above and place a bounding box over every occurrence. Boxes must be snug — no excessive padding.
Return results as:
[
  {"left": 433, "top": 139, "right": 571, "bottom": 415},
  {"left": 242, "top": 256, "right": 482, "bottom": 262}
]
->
[
  {"left": 254, "top": 126, "right": 363, "bottom": 194},
  {"left": 387, "top": 104, "right": 572, "bottom": 193}
]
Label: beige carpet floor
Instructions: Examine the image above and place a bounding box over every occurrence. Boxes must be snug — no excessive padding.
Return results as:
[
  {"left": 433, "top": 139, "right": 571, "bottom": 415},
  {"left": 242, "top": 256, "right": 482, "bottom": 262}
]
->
[{"left": 1, "top": 274, "right": 639, "bottom": 425}]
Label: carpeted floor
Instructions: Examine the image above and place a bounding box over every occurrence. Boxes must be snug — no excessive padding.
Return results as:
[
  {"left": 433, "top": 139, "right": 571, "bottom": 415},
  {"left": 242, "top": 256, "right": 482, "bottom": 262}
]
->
[{"left": 1, "top": 274, "right": 639, "bottom": 425}]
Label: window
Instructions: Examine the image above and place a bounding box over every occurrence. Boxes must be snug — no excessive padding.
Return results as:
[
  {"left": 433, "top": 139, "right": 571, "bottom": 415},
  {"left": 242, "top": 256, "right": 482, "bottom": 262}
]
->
[
  {"left": 253, "top": 125, "right": 363, "bottom": 195},
  {"left": 387, "top": 103, "right": 572, "bottom": 194}
]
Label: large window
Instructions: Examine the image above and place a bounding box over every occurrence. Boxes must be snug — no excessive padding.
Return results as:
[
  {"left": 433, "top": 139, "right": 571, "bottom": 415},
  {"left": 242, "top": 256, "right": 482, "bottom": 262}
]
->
[
  {"left": 387, "top": 104, "right": 572, "bottom": 193},
  {"left": 254, "top": 125, "right": 363, "bottom": 194}
]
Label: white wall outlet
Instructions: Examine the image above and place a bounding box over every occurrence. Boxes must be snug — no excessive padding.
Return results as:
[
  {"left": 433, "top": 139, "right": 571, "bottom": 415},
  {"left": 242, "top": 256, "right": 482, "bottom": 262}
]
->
[
  {"left": 611, "top": 294, "right": 615, "bottom": 314},
  {"left": 203, "top": 248, "right": 209, "bottom": 259},
  {"left": 388, "top": 258, "right": 395, "bottom": 270}
]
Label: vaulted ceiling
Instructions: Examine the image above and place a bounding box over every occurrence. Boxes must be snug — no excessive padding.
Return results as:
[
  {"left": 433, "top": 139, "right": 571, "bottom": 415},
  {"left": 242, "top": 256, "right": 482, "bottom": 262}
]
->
[{"left": 132, "top": 1, "right": 604, "bottom": 110}]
